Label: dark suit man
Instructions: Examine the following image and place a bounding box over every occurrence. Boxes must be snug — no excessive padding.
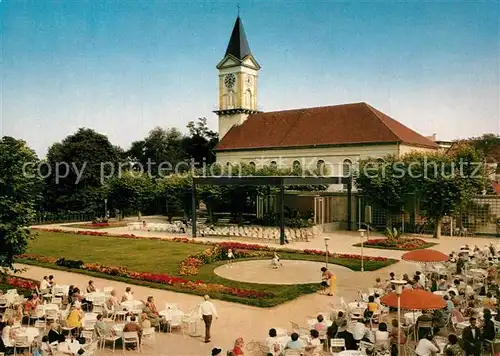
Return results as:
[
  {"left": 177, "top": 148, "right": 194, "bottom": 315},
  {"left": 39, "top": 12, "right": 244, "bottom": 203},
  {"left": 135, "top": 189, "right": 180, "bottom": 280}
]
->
[{"left": 462, "top": 317, "right": 482, "bottom": 356}]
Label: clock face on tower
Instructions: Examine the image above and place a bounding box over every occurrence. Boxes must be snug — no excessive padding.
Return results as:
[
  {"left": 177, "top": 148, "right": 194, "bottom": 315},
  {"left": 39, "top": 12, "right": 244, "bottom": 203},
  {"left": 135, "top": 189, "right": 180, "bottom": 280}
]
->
[{"left": 224, "top": 74, "right": 236, "bottom": 88}]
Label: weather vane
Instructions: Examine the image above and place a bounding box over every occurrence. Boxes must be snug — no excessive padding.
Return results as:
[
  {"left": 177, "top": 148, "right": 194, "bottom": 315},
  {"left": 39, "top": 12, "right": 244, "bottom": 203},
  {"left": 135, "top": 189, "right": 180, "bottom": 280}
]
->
[{"left": 237, "top": 3, "right": 240, "bottom": 16}]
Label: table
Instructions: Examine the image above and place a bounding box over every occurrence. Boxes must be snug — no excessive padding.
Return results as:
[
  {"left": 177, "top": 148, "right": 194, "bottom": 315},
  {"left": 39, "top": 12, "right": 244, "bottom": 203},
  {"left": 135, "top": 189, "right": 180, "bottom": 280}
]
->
[
  {"left": 433, "top": 291, "right": 447, "bottom": 296},
  {"left": 307, "top": 319, "right": 333, "bottom": 329},
  {"left": 85, "top": 292, "right": 106, "bottom": 302},
  {"left": 17, "top": 327, "right": 40, "bottom": 343},
  {"left": 404, "top": 311, "right": 422, "bottom": 326},
  {"left": 38, "top": 304, "right": 59, "bottom": 313},
  {"left": 470, "top": 268, "right": 487, "bottom": 276},
  {"left": 68, "top": 339, "right": 81, "bottom": 354},
  {"left": 338, "top": 351, "right": 362, "bottom": 356},
  {"left": 121, "top": 300, "right": 144, "bottom": 310},
  {"left": 3, "top": 293, "right": 20, "bottom": 305},
  {"left": 159, "top": 309, "right": 184, "bottom": 321}
]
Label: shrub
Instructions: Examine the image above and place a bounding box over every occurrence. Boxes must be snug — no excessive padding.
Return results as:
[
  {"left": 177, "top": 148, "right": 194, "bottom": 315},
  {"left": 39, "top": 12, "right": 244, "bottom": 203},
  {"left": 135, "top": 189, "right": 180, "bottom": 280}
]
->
[{"left": 56, "top": 258, "right": 84, "bottom": 269}]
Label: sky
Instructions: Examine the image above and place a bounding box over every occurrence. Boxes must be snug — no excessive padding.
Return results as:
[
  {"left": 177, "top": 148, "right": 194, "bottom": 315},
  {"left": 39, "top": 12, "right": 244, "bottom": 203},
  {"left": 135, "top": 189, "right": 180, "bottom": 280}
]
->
[{"left": 1, "top": 0, "right": 499, "bottom": 158}]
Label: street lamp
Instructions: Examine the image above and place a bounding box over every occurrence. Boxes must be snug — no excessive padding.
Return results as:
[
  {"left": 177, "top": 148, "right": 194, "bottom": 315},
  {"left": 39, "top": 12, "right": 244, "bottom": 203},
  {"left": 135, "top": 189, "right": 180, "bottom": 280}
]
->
[
  {"left": 391, "top": 279, "right": 406, "bottom": 356},
  {"left": 104, "top": 199, "right": 108, "bottom": 219},
  {"left": 358, "top": 229, "right": 366, "bottom": 272},
  {"left": 324, "top": 237, "right": 330, "bottom": 268}
]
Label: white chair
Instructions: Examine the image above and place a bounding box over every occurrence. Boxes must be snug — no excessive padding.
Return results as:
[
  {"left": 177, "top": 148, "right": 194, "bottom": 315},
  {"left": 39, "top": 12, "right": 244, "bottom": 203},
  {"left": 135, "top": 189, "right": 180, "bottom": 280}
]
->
[
  {"left": 101, "top": 329, "right": 121, "bottom": 352},
  {"left": 13, "top": 335, "right": 30, "bottom": 355},
  {"left": 122, "top": 331, "right": 140, "bottom": 353},
  {"left": 141, "top": 327, "right": 155, "bottom": 348},
  {"left": 330, "top": 338, "right": 346, "bottom": 353},
  {"left": 284, "top": 349, "right": 303, "bottom": 356},
  {"left": 168, "top": 314, "right": 183, "bottom": 333},
  {"left": 81, "top": 330, "right": 94, "bottom": 343},
  {"left": 34, "top": 319, "right": 46, "bottom": 333}
]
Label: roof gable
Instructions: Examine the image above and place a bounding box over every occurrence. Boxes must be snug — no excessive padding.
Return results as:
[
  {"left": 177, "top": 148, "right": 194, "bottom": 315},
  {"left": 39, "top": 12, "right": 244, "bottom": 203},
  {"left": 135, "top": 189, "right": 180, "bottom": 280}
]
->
[{"left": 216, "top": 102, "right": 438, "bottom": 151}]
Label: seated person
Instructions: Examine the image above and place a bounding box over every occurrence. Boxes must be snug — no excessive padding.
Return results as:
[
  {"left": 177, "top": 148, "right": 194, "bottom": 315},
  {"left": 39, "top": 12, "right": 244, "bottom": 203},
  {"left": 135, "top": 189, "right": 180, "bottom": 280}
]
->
[
  {"left": 416, "top": 310, "right": 434, "bottom": 340},
  {"left": 314, "top": 314, "right": 328, "bottom": 331},
  {"left": 351, "top": 320, "right": 368, "bottom": 342},
  {"left": 123, "top": 316, "right": 141, "bottom": 350},
  {"left": 86, "top": 280, "right": 96, "bottom": 294},
  {"left": 122, "top": 286, "right": 134, "bottom": 302},
  {"left": 374, "top": 322, "right": 389, "bottom": 348},
  {"left": 482, "top": 292, "right": 497, "bottom": 308},
  {"left": 373, "top": 278, "right": 383, "bottom": 289},
  {"left": 66, "top": 303, "right": 84, "bottom": 331},
  {"left": 265, "top": 328, "right": 282, "bottom": 356},
  {"left": 443, "top": 334, "right": 462, "bottom": 356},
  {"left": 335, "top": 320, "right": 357, "bottom": 350},
  {"left": 389, "top": 319, "right": 406, "bottom": 346},
  {"left": 305, "top": 329, "right": 321, "bottom": 354},
  {"left": 107, "top": 290, "right": 120, "bottom": 310},
  {"left": 285, "top": 333, "right": 302, "bottom": 350},
  {"left": 364, "top": 295, "right": 379, "bottom": 321},
  {"left": 415, "top": 332, "right": 440, "bottom": 356}
]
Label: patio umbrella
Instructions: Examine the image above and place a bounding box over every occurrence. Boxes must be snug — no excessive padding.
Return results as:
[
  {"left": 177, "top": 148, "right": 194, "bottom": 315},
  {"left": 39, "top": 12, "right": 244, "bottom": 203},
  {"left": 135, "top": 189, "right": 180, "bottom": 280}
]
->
[
  {"left": 381, "top": 289, "right": 446, "bottom": 341},
  {"left": 402, "top": 249, "right": 449, "bottom": 288},
  {"left": 401, "top": 249, "right": 449, "bottom": 264},
  {"left": 380, "top": 289, "right": 446, "bottom": 311}
]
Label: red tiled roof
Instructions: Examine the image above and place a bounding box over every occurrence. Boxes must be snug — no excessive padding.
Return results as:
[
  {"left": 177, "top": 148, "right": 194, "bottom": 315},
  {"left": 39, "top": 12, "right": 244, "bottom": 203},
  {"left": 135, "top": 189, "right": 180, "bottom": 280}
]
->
[
  {"left": 494, "top": 183, "right": 500, "bottom": 195},
  {"left": 216, "top": 102, "right": 438, "bottom": 151}
]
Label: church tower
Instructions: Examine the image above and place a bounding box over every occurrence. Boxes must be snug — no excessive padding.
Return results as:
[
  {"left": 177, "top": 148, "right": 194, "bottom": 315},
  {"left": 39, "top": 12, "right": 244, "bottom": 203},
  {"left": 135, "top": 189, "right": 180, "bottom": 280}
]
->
[{"left": 215, "top": 16, "right": 261, "bottom": 139}]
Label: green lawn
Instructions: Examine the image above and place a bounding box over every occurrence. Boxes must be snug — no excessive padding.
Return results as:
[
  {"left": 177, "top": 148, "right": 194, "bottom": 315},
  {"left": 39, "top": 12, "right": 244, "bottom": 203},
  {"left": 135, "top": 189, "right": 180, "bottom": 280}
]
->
[{"left": 22, "top": 231, "right": 397, "bottom": 307}]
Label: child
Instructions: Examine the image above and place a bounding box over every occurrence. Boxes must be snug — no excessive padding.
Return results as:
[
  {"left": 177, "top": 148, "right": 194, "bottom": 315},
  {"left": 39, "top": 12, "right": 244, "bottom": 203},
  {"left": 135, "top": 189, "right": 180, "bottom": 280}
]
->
[{"left": 226, "top": 249, "right": 235, "bottom": 268}]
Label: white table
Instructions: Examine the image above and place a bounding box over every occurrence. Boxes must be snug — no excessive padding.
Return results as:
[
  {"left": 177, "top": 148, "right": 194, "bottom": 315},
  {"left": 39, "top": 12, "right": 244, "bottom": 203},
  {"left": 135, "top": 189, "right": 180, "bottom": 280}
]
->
[
  {"left": 307, "top": 319, "right": 333, "bottom": 329},
  {"left": 38, "top": 303, "right": 59, "bottom": 312},
  {"left": 159, "top": 309, "right": 184, "bottom": 321},
  {"left": 121, "top": 300, "right": 144, "bottom": 310},
  {"left": 85, "top": 292, "right": 106, "bottom": 302},
  {"left": 404, "top": 312, "right": 422, "bottom": 326},
  {"left": 69, "top": 339, "right": 81, "bottom": 354},
  {"left": 338, "top": 351, "right": 363, "bottom": 356},
  {"left": 433, "top": 291, "right": 447, "bottom": 296},
  {"left": 52, "top": 284, "right": 70, "bottom": 296},
  {"left": 17, "top": 327, "right": 40, "bottom": 343}
]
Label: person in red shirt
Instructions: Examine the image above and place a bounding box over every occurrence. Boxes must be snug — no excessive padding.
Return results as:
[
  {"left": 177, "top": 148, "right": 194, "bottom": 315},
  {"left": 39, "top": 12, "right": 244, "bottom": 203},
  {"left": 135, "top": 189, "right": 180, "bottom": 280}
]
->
[{"left": 232, "top": 337, "right": 245, "bottom": 356}]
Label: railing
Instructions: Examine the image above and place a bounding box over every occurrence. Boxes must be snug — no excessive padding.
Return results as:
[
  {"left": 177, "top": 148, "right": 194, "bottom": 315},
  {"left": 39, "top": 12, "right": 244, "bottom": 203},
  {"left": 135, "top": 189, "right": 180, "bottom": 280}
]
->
[{"left": 33, "top": 212, "right": 96, "bottom": 225}]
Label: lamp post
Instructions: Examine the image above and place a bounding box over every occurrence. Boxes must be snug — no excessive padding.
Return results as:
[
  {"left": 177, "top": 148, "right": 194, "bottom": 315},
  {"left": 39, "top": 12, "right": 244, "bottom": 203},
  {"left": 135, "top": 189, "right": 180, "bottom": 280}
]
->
[
  {"left": 104, "top": 199, "right": 108, "bottom": 219},
  {"left": 391, "top": 279, "right": 406, "bottom": 356},
  {"left": 358, "top": 229, "right": 366, "bottom": 272},
  {"left": 324, "top": 237, "right": 330, "bottom": 268}
]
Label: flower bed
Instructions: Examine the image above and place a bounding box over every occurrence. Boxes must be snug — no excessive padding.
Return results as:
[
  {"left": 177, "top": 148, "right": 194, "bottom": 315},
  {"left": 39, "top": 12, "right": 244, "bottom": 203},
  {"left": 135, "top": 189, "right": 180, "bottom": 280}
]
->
[
  {"left": 17, "top": 254, "right": 272, "bottom": 299},
  {"left": 353, "top": 238, "right": 436, "bottom": 251},
  {"left": 3, "top": 276, "right": 39, "bottom": 291}
]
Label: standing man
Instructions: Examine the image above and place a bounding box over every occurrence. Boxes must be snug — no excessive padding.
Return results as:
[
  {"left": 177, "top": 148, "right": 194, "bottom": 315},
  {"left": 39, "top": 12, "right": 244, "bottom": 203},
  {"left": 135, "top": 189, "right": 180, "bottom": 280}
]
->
[
  {"left": 199, "top": 295, "right": 218, "bottom": 343},
  {"left": 462, "top": 317, "right": 482, "bottom": 356}
]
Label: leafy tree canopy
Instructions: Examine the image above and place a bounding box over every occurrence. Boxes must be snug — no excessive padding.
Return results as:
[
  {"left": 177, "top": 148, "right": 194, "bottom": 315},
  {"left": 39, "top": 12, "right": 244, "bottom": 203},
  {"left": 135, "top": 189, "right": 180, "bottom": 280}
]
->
[{"left": 0, "top": 137, "right": 42, "bottom": 269}]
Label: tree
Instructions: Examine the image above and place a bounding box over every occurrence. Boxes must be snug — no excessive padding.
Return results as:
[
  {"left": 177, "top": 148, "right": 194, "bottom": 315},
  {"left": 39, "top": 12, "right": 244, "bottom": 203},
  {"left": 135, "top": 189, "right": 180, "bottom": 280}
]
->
[
  {"left": 42, "top": 128, "right": 124, "bottom": 213},
  {"left": 0, "top": 137, "right": 42, "bottom": 270},
  {"left": 356, "top": 147, "right": 487, "bottom": 238},
  {"left": 355, "top": 155, "right": 410, "bottom": 226},
  {"left": 157, "top": 174, "right": 194, "bottom": 221},
  {"left": 107, "top": 172, "right": 156, "bottom": 216},
  {"left": 182, "top": 117, "right": 219, "bottom": 166},
  {"left": 128, "top": 127, "right": 187, "bottom": 177}
]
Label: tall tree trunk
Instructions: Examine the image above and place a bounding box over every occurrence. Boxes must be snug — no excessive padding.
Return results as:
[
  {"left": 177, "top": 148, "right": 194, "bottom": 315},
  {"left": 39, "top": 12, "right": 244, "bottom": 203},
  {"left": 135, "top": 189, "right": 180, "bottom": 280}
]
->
[{"left": 433, "top": 216, "right": 443, "bottom": 238}]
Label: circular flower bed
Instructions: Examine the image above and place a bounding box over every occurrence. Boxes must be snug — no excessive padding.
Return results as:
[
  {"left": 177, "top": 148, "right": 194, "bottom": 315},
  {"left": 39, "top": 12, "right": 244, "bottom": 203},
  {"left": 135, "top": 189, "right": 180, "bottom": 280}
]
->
[{"left": 354, "top": 238, "right": 436, "bottom": 251}]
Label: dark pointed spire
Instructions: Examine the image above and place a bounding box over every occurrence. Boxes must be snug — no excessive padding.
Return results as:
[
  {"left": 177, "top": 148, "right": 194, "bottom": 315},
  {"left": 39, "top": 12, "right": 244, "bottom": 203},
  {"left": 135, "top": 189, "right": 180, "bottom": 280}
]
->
[{"left": 225, "top": 16, "right": 251, "bottom": 60}]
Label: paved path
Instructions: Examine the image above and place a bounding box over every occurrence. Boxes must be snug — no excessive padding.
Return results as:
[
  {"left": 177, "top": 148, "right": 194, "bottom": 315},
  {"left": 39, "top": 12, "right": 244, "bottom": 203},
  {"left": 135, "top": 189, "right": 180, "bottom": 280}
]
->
[{"left": 214, "top": 260, "right": 350, "bottom": 285}]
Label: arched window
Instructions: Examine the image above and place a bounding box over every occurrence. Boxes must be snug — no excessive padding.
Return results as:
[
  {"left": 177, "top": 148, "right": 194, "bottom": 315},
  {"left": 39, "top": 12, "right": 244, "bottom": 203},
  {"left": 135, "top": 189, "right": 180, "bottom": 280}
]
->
[
  {"left": 292, "top": 160, "right": 301, "bottom": 171},
  {"left": 317, "top": 160, "right": 326, "bottom": 174},
  {"left": 376, "top": 158, "right": 385, "bottom": 165},
  {"left": 270, "top": 161, "right": 277, "bottom": 169},
  {"left": 249, "top": 162, "right": 256, "bottom": 169},
  {"left": 342, "top": 159, "right": 352, "bottom": 177},
  {"left": 244, "top": 90, "right": 252, "bottom": 108},
  {"left": 227, "top": 90, "right": 235, "bottom": 108}
]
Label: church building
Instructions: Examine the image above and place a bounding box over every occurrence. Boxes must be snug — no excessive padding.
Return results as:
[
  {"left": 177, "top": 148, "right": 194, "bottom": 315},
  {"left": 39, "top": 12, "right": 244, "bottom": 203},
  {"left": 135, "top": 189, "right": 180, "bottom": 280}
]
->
[{"left": 214, "top": 16, "right": 438, "bottom": 183}]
